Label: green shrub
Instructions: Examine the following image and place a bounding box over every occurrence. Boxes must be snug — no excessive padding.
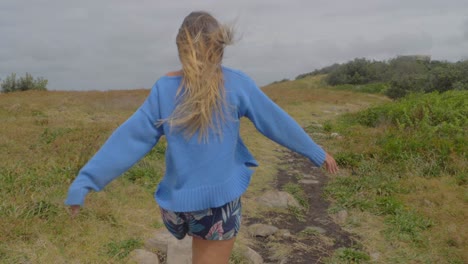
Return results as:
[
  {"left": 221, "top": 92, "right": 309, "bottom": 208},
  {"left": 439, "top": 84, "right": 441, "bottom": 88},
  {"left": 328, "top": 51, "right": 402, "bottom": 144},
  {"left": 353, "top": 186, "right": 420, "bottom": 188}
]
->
[
  {"left": 353, "top": 91, "right": 467, "bottom": 176},
  {"left": 297, "top": 56, "right": 468, "bottom": 98},
  {"left": 329, "top": 247, "right": 370, "bottom": 263},
  {"left": 1, "top": 73, "right": 48, "bottom": 93}
]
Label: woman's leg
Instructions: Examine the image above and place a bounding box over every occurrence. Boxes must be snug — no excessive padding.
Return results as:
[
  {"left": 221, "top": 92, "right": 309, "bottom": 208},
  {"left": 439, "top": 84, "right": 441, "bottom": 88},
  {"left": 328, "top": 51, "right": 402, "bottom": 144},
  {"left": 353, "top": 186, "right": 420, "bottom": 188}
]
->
[{"left": 192, "top": 236, "right": 236, "bottom": 264}]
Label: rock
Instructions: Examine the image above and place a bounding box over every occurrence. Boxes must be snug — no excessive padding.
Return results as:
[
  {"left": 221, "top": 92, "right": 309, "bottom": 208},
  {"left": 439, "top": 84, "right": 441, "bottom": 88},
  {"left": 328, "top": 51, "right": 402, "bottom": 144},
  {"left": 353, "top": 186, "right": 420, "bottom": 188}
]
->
[
  {"left": 166, "top": 239, "right": 192, "bottom": 264},
  {"left": 330, "top": 132, "right": 342, "bottom": 139},
  {"left": 145, "top": 228, "right": 192, "bottom": 264},
  {"left": 242, "top": 247, "right": 264, "bottom": 264},
  {"left": 313, "top": 217, "right": 331, "bottom": 225},
  {"left": 256, "top": 191, "right": 301, "bottom": 209},
  {"left": 248, "top": 224, "right": 279, "bottom": 237},
  {"left": 302, "top": 174, "right": 317, "bottom": 179},
  {"left": 336, "top": 210, "right": 348, "bottom": 224},
  {"left": 303, "top": 226, "right": 326, "bottom": 234},
  {"left": 275, "top": 229, "right": 292, "bottom": 238},
  {"left": 129, "top": 249, "right": 160, "bottom": 264},
  {"left": 423, "top": 199, "right": 434, "bottom": 207},
  {"left": 144, "top": 229, "right": 175, "bottom": 253},
  {"left": 370, "top": 252, "right": 380, "bottom": 261},
  {"left": 299, "top": 179, "right": 319, "bottom": 185},
  {"left": 309, "top": 123, "right": 323, "bottom": 129},
  {"left": 311, "top": 132, "right": 327, "bottom": 138}
]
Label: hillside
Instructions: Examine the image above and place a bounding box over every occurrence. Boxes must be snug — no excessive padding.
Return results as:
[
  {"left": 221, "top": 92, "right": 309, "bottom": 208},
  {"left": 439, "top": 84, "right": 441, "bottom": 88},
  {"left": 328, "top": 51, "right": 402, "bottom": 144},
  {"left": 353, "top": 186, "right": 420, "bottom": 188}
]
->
[{"left": 1, "top": 76, "right": 466, "bottom": 263}]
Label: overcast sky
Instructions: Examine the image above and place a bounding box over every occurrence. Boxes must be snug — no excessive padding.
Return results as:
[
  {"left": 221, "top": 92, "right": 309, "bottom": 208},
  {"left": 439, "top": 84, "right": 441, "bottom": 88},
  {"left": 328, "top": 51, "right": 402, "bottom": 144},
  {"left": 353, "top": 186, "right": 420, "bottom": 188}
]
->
[{"left": 1, "top": 0, "right": 467, "bottom": 90}]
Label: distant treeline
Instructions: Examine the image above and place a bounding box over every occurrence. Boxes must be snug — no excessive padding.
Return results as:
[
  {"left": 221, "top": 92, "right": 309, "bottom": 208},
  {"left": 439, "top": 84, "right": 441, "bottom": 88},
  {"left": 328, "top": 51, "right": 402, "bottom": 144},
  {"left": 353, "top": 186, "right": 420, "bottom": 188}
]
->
[{"left": 296, "top": 56, "right": 468, "bottom": 99}]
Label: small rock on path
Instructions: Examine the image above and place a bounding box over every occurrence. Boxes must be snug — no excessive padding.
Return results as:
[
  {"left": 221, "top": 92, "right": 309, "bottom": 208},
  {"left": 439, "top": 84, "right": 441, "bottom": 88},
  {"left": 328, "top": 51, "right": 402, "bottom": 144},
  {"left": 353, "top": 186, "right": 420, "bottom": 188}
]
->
[
  {"left": 299, "top": 179, "right": 320, "bottom": 184},
  {"left": 243, "top": 246, "right": 264, "bottom": 264},
  {"left": 248, "top": 224, "right": 279, "bottom": 237},
  {"left": 144, "top": 228, "right": 192, "bottom": 264},
  {"left": 256, "top": 190, "right": 301, "bottom": 209},
  {"left": 129, "top": 249, "right": 160, "bottom": 264}
]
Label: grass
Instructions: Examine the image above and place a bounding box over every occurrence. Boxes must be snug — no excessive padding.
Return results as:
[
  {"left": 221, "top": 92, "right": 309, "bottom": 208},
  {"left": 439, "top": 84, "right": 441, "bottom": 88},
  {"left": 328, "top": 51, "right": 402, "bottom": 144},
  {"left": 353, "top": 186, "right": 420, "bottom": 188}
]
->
[
  {"left": 4, "top": 75, "right": 443, "bottom": 263},
  {"left": 325, "top": 247, "right": 371, "bottom": 264},
  {"left": 322, "top": 90, "right": 468, "bottom": 263},
  {"left": 282, "top": 182, "right": 309, "bottom": 222},
  {"left": 104, "top": 238, "right": 142, "bottom": 260}
]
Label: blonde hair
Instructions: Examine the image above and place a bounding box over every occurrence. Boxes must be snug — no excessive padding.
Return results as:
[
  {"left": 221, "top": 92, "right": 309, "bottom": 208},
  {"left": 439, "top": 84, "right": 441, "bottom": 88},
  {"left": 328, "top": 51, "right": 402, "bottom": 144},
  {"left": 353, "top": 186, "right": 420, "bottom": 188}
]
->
[{"left": 162, "top": 11, "right": 234, "bottom": 142}]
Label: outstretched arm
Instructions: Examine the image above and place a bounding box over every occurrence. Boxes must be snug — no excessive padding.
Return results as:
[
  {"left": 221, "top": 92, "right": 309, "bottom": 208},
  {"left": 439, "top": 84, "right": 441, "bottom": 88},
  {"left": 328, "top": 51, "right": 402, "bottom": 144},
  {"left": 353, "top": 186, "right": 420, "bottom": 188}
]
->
[
  {"left": 242, "top": 78, "right": 333, "bottom": 169},
  {"left": 65, "top": 83, "right": 164, "bottom": 207}
]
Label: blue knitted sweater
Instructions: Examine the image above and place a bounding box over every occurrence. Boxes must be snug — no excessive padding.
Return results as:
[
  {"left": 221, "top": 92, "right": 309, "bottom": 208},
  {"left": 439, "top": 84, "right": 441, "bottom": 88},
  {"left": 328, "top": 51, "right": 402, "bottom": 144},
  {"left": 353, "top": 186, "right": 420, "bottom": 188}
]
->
[{"left": 65, "top": 67, "right": 326, "bottom": 211}]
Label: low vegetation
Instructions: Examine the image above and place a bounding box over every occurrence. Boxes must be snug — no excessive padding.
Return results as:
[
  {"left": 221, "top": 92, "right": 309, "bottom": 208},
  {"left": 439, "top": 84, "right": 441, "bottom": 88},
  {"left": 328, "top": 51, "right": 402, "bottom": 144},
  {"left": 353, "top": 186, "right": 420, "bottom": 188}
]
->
[
  {"left": 297, "top": 56, "right": 468, "bottom": 98},
  {"left": 321, "top": 90, "right": 467, "bottom": 263},
  {"left": 1, "top": 73, "right": 48, "bottom": 93}
]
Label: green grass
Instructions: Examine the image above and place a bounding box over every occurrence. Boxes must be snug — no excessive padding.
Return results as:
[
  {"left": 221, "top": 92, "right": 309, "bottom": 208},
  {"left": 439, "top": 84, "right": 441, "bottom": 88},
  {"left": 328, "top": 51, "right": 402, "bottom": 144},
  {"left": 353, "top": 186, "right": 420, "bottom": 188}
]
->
[
  {"left": 282, "top": 182, "right": 309, "bottom": 209},
  {"left": 103, "top": 238, "right": 142, "bottom": 260},
  {"left": 322, "top": 90, "right": 467, "bottom": 263},
  {"left": 325, "top": 247, "right": 371, "bottom": 264},
  {"left": 282, "top": 182, "right": 309, "bottom": 222}
]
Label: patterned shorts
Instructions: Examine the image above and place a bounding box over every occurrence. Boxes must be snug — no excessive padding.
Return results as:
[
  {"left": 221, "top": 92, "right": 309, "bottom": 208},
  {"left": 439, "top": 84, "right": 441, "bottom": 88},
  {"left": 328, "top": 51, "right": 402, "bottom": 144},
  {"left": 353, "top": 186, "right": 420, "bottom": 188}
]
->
[{"left": 159, "top": 197, "right": 242, "bottom": 241}]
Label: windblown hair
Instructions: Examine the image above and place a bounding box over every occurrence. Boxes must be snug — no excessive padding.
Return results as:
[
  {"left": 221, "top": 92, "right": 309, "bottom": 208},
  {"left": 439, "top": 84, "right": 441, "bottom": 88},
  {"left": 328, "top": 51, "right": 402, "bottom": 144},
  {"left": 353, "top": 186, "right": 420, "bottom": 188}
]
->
[{"left": 163, "top": 11, "right": 234, "bottom": 142}]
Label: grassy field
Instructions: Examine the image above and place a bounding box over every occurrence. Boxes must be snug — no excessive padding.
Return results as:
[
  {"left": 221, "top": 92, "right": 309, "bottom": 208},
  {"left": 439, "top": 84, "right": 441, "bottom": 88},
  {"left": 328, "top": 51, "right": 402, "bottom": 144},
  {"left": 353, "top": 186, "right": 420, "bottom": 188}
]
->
[
  {"left": 1, "top": 76, "right": 465, "bottom": 263},
  {"left": 322, "top": 89, "right": 467, "bottom": 263}
]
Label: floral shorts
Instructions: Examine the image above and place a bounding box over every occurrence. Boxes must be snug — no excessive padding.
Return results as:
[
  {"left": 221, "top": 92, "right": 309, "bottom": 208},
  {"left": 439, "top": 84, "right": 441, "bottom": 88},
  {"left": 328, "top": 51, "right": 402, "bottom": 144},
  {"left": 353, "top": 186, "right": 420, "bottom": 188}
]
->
[{"left": 159, "top": 197, "right": 242, "bottom": 240}]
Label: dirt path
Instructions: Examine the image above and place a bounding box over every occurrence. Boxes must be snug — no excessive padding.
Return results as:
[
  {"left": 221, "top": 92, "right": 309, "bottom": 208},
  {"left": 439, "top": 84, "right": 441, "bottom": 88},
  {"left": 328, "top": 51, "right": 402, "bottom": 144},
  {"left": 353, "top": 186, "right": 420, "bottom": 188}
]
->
[{"left": 246, "top": 150, "right": 359, "bottom": 263}]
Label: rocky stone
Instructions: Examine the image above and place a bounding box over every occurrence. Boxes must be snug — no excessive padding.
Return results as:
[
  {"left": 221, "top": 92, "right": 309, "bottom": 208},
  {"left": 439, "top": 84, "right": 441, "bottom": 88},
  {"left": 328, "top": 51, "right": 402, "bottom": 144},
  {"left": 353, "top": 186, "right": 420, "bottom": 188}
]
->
[
  {"left": 144, "top": 229, "right": 175, "bottom": 253},
  {"left": 248, "top": 224, "right": 279, "bottom": 237},
  {"left": 311, "top": 132, "right": 327, "bottom": 138},
  {"left": 336, "top": 210, "right": 348, "bottom": 224},
  {"left": 242, "top": 247, "right": 264, "bottom": 264},
  {"left": 299, "top": 179, "right": 320, "bottom": 185},
  {"left": 166, "top": 239, "right": 192, "bottom": 264},
  {"left": 313, "top": 217, "right": 331, "bottom": 225},
  {"left": 144, "top": 228, "right": 192, "bottom": 264},
  {"left": 303, "top": 226, "right": 326, "bottom": 234},
  {"left": 275, "top": 229, "right": 292, "bottom": 238},
  {"left": 370, "top": 252, "right": 380, "bottom": 261},
  {"left": 302, "top": 173, "right": 318, "bottom": 179},
  {"left": 256, "top": 191, "right": 301, "bottom": 209},
  {"left": 129, "top": 249, "right": 160, "bottom": 264},
  {"left": 423, "top": 199, "right": 434, "bottom": 207}
]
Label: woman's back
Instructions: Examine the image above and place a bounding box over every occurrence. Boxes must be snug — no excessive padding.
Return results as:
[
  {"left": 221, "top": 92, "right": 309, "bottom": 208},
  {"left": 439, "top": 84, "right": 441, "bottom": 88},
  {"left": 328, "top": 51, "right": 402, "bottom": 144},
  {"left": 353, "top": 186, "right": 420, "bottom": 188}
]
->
[{"left": 154, "top": 66, "right": 258, "bottom": 211}]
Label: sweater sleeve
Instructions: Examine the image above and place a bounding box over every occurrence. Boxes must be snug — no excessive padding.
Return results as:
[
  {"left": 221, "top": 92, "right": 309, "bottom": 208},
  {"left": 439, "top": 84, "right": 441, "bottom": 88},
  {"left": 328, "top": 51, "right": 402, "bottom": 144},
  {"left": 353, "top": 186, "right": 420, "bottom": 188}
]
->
[
  {"left": 65, "top": 83, "right": 164, "bottom": 206},
  {"left": 242, "top": 78, "right": 326, "bottom": 167}
]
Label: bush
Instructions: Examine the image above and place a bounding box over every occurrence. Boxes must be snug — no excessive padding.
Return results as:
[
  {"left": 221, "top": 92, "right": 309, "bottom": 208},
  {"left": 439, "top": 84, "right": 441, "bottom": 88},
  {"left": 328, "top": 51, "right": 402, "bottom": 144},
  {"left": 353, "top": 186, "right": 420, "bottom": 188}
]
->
[
  {"left": 354, "top": 90, "right": 467, "bottom": 176},
  {"left": 1, "top": 73, "right": 48, "bottom": 93},
  {"left": 297, "top": 56, "right": 468, "bottom": 98}
]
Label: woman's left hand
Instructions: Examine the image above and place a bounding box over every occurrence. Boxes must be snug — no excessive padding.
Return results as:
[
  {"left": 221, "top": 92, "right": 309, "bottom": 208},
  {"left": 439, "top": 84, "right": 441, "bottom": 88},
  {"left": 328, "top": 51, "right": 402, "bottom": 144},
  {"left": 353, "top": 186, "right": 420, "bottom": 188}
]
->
[{"left": 324, "top": 152, "right": 339, "bottom": 174}]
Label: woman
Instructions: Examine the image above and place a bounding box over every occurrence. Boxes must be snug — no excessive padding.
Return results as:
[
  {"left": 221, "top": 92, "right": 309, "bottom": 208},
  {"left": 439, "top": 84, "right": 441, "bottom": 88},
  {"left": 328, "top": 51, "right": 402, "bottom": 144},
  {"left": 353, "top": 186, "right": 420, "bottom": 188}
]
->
[{"left": 65, "top": 11, "right": 338, "bottom": 264}]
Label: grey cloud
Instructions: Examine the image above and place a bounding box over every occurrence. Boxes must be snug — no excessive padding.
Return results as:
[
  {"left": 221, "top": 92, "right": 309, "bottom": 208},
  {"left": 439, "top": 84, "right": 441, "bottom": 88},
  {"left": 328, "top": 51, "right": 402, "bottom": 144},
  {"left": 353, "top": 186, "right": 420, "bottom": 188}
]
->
[
  {"left": 463, "top": 19, "right": 468, "bottom": 39},
  {"left": 1, "top": 0, "right": 468, "bottom": 90}
]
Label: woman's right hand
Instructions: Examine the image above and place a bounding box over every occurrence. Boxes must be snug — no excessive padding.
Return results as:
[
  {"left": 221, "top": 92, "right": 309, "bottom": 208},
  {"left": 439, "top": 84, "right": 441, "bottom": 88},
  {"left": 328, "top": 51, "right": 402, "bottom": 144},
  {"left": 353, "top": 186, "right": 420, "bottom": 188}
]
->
[{"left": 324, "top": 152, "right": 339, "bottom": 174}]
